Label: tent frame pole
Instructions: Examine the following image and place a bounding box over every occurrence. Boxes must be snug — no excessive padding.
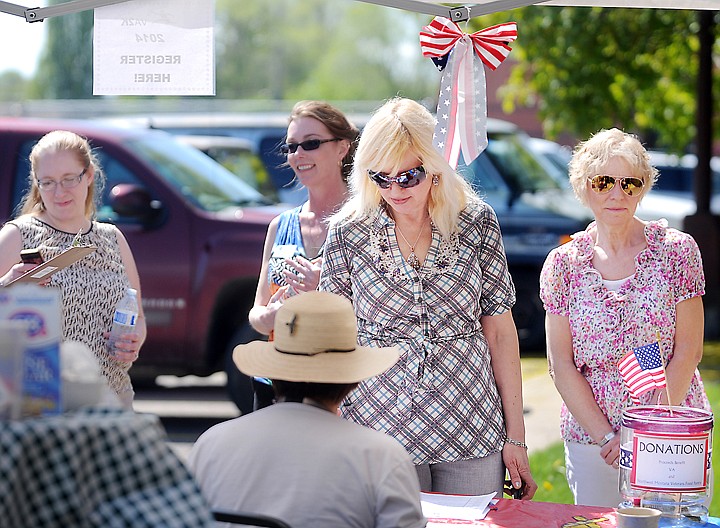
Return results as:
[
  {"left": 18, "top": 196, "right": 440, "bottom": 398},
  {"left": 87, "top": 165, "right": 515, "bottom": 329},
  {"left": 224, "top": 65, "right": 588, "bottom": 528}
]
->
[{"left": 0, "top": 0, "right": 130, "bottom": 23}]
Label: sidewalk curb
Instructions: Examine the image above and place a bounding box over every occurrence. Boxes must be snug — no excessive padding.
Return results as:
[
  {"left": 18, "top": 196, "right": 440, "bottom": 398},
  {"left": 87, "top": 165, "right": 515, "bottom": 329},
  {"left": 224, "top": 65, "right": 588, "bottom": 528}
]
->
[{"left": 522, "top": 357, "right": 562, "bottom": 454}]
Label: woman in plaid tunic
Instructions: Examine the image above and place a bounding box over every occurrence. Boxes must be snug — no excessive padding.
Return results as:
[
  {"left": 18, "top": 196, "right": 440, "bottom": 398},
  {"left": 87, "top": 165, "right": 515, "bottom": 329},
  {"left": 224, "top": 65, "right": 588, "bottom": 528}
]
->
[{"left": 320, "top": 98, "right": 537, "bottom": 499}]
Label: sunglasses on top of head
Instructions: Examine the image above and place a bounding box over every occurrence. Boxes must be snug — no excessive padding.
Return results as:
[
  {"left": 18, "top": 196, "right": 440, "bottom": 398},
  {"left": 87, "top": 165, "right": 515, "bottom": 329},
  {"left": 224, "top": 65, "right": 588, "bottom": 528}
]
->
[
  {"left": 367, "top": 166, "right": 427, "bottom": 189},
  {"left": 588, "top": 174, "right": 645, "bottom": 197},
  {"left": 280, "top": 138, "right": 341, "bottom": 155}
]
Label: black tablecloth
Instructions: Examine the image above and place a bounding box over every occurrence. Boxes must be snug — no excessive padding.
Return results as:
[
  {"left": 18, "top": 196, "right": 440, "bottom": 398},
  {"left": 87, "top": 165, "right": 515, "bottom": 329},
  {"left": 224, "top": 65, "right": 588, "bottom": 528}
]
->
[{"left": 0, "top": 408, "right": 214, "bottom": 527}]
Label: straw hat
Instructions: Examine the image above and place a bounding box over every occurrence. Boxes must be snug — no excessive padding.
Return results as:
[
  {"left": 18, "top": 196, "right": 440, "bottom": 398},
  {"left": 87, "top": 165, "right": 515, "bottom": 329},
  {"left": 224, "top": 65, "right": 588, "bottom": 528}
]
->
[{"left": 233, "top": 291, "right": 399, "bottom": 383}]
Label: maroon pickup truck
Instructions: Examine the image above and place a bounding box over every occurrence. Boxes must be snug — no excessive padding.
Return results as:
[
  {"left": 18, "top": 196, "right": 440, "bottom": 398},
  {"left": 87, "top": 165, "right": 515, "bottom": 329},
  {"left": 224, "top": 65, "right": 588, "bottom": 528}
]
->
[{"left": 0, "top": 117, "right": 282, "bottom": 413}]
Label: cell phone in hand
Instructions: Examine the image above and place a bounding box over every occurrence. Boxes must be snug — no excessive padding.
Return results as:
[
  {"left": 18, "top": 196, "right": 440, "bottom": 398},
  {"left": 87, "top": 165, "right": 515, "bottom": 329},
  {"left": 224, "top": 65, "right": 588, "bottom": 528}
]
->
[
  {"left": 504, "top": 479, "right": 524, "bottom": 499},
  {"left": 20, "top": 248, "right": 44, "bottom": 265}
]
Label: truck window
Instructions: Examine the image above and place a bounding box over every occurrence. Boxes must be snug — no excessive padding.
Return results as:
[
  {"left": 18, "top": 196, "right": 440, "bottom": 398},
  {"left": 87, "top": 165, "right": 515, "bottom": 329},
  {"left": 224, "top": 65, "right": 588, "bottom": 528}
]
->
[{"left": 126, "top": 135, "right": 269, "bottom": 212}]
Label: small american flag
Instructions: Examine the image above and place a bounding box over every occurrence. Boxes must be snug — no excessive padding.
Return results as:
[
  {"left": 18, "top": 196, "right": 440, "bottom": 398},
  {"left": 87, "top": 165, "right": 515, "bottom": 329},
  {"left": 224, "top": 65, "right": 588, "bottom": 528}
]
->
[{"left": 618, "top": 342, "right": 667, "bottom": 404}]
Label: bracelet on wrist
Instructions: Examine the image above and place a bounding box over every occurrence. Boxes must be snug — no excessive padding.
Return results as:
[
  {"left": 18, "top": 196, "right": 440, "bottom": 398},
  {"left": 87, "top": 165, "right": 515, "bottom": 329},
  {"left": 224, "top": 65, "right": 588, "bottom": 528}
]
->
[
  {"left": 505, "top": 437, "right": 528, "bottom": 449},
  {"left": 598, "top": 431, "right": 616, "bottom": 447}
]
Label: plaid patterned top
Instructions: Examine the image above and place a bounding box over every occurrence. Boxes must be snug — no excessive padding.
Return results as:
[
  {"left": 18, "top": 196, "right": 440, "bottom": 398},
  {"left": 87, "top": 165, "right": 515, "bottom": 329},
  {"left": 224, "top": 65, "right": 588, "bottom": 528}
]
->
[{"left": 320, "top": 202, "right": 516, "bottom": 464}]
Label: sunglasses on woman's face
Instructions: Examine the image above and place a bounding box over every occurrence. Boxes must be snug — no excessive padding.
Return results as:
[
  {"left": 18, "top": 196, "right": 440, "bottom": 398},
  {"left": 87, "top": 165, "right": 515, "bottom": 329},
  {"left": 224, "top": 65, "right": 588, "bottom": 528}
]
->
[
  {"left": 280, "top": 138, "right": 340, "bottom": 155},
  {"left": 367, "top": 166, "right": 427, "bottom": 189},
  {"left": 588, "top": 174, "right": 645, "bottom": 197}
]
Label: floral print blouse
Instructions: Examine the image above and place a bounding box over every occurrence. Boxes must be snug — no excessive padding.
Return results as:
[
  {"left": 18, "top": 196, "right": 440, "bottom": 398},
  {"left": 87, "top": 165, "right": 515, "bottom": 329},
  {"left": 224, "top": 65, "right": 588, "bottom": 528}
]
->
[
  {"left": 539, "top": 219, "right": 710, "bottom": 444},
  {"left": 320, "top": 202, "right": 515, "bottom": 464}
]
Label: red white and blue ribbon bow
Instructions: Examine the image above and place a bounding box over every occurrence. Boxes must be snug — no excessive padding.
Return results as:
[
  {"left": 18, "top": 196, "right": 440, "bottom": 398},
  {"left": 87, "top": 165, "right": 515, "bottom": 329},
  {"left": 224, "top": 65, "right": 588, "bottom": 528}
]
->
[{"left": 420, "top": 17, "right": 518, "bottom": 168}]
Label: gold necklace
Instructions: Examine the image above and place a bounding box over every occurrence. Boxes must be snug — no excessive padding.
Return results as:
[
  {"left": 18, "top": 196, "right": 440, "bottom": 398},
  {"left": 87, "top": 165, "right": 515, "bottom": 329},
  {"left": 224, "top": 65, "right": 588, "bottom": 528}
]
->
[{"left": 395, "top": 223, "right": 424, "bottom": 270}]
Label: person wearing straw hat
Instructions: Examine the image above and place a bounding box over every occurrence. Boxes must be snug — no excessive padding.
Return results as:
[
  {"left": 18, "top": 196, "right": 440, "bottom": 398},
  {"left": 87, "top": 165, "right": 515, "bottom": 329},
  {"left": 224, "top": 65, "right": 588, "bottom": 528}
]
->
[
  {"left": 540, "top": 129, "right": 711, "bottom": 508},
  {"left": 187, "top": 291, "right": 426, "bottom": 528}
]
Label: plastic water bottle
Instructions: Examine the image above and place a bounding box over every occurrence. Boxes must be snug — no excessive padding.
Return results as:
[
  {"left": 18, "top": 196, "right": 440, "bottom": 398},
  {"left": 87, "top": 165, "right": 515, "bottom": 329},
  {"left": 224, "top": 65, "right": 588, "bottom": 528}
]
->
[{"left": 108, "top": 288, "right": 139, "bottom": 356}]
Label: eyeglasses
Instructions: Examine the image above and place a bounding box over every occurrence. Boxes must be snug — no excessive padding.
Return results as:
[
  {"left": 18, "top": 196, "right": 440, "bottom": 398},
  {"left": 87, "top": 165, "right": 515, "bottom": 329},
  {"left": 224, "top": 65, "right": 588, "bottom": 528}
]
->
[
  {"left": 588, "top": 174, "right": 645, "bottom": 197},
  {"left": 280, "top": 138, "right": 341, "bottom": 155},
  {"left": 367, "top": 166, "right": 427, "bottom": 189},
  {"left": 36, "top": 166, "right": 89, "bottom": 192}
]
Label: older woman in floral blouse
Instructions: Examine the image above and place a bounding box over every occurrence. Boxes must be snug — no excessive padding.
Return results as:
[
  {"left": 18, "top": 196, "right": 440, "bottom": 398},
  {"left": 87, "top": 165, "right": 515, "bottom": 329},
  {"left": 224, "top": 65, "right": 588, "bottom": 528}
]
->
[{"left": 540, "top": 128, "right": 710, "bottom": 507}]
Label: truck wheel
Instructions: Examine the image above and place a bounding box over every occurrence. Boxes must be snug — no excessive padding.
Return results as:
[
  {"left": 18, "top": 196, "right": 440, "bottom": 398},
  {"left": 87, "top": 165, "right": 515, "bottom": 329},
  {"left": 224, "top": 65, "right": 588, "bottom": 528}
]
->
[
  {"left": 512, "top": 274, "right": 546, "bottom": 353},
  {"left": 224, "top": 323, "right": 264, "bottom": 415}
]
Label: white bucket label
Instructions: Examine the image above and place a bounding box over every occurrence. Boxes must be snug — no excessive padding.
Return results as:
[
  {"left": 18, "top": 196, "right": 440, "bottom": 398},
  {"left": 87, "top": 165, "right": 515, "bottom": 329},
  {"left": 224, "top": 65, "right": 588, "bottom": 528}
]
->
[{"left": 628, "top": 431, "right": 710, "bottom": 492}]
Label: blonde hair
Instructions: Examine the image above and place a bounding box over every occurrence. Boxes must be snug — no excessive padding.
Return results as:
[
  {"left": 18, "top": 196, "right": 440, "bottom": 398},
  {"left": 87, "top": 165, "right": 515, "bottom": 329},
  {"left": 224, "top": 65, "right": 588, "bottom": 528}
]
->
[
  {"left": 338, "top": 97, "right": 479, "bottom": 239},
  {"left": 569, "top": 128, "right": 657, "bottom": 206},
  {"left": 20, "top": 130, "right": 104, "bottom": 218}
]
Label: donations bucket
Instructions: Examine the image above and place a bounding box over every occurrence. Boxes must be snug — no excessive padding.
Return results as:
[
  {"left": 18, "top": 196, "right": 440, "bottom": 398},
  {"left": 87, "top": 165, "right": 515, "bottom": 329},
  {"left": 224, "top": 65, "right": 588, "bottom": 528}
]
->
[{"left": 619, "top": 406, "right": 713, "bottom": 526}]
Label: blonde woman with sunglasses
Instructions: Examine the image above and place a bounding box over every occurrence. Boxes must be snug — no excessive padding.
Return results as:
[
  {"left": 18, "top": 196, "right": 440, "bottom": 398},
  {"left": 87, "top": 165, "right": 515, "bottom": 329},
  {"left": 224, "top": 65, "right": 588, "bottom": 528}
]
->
[
  {"left": 320, "top": 98, "right": 537, "bottom": 500},
  {"left": 539, "top": 128, "right": 711, "bottom": 507}
]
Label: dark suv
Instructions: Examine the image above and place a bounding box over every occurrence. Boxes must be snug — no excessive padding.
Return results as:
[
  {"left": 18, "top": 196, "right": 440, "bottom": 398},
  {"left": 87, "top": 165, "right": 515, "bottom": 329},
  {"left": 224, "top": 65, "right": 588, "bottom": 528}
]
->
[
  {"left": 102, "top": 112, "right": 590, "bottom": 351},
  {"left": 0, "top": 117, "right": 285, "bottom": 413}
]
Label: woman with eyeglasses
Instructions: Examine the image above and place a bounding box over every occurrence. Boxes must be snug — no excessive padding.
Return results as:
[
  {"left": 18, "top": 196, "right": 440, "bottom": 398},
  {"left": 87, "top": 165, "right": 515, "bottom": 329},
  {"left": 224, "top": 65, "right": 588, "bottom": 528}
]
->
[
  {"left": 319, "top": 97, "right": 537, "bottom": 499},
  {"left": 247, "top": 101, "right": 359, "bottom": 409},
  {"left": 0, "top": 130, "right": 145, "bottom": 408},
  {"left": 539, "top": 128, "right": 710, "bottom": 507}
]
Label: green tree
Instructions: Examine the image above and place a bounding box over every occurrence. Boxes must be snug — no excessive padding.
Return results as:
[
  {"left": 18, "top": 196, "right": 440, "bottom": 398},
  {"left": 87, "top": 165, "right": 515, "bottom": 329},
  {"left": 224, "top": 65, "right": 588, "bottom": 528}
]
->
[
  {"left": 478, "top": 7, "right": 719, "bottom": 152},
  {"left": 0, "top": 70, "right": 28, "bottom": 101},
  {"left": 28, "top": 0, "right": 437, "bottom": 104},
  {"left": 214, "top": 0, "right": 435, "bottom": 101},
  {"left": 33, "top": 0, "right": 94, "bottom": 98}
]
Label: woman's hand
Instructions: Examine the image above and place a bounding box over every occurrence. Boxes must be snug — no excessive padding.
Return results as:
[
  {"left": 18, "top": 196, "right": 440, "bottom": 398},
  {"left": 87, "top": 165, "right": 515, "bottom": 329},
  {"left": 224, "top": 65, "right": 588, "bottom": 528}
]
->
[
  {"left": 282, "top": 255, "right": 322, "bottom": 293},
  {"left": 502, "top": 443, "right": 538, "bottom": 500},
  {"left": 249, "top": 287, "right": 289, "bottom": 336},
  {"left": 600, "top": 433, "right": 621, "bottom": 469},
  {"left": 1, "top": 262, "right": 49, "bottom": 287},
  {"left": 104, "top": 331, "right": 143, "bottom": 363}
]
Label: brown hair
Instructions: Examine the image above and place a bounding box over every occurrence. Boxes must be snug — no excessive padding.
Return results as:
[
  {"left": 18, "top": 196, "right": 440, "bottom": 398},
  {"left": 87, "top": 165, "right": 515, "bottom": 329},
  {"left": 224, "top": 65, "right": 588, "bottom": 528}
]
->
[
  {"left": 272, "top": 380, "right": 359, "bottom": 405},
  {"left": 288, "top": 101, "right": 360, "bottom": 182}
]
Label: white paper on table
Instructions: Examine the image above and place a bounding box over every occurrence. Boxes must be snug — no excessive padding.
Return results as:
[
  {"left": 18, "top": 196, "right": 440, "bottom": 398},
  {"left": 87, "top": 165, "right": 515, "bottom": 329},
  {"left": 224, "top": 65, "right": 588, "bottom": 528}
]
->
[
  {"left": 93, "top": 0, "right": 215, "bottom": 95},
  {"left": 421, "top": 491, "right": 498, "bottom": 521}
]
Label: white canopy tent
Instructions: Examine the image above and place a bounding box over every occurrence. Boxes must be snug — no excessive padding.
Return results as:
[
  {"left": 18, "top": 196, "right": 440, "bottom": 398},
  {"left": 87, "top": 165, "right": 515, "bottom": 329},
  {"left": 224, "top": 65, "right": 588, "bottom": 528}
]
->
[{"left": 0, "top": 0, "right": 716, "bottom": 23}]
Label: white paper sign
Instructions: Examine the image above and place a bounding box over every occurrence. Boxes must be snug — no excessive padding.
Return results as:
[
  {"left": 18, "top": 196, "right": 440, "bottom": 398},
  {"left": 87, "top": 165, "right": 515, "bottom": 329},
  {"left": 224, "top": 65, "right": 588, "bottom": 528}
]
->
[
  {"left": 631, "top": 432, "right": 710, "bottom": 492},
  {"left": 420, "top": 491, "right": 496, "bottom": 522},
  {"left": 93, "top": 0, "right": 215, "bottom": 95}
]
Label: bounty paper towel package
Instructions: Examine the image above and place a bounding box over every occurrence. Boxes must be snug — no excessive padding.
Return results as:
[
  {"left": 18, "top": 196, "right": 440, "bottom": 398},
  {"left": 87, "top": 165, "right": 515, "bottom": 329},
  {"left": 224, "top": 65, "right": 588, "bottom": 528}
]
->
[
  {"left": 0, "top": 284, "right": 62, "bottom": 417},
  {"left": 0, "top": 320, "right": 26, "bottom": 420}
]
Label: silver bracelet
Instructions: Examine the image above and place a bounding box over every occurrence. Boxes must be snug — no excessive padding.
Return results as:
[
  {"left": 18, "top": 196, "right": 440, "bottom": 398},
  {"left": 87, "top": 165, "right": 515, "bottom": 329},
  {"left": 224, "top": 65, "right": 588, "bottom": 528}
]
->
[
  {"left": 598, "top": 431, "right": 616, "bottom": 447},
  {"left": 505, "top": 437, "right": 528, "bottom": 449}
]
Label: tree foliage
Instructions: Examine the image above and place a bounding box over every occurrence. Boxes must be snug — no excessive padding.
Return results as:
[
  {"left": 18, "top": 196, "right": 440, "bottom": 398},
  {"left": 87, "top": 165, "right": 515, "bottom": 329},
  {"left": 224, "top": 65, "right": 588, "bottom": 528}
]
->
[
  {"left": 214, "top": 0, "right": 435, "bottom": 101},
  {"left": 33, "top": 0, "right": 94, "bottom": 98},
  {"left": 477, "top": 7, "right": 719, "bottom": 152},
  {"left": 0, "top": 71, "right": 28, "bottom": 101},
  {"left": 28, "top": 0, "right": 435, "bottom": 103}
]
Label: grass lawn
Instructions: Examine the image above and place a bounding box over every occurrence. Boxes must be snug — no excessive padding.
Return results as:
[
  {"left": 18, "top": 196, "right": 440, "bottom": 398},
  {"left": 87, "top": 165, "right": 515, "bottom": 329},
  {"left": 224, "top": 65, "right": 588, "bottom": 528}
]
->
[{"left": 528, "top": 343, "right": 720, "bottom": 515}]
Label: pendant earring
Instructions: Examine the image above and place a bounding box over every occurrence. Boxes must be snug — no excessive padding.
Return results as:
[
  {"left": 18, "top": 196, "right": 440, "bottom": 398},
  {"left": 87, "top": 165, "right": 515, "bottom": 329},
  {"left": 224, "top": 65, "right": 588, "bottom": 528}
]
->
[{"left": 432, "top": 174, "right": 440, "bottom": 186}]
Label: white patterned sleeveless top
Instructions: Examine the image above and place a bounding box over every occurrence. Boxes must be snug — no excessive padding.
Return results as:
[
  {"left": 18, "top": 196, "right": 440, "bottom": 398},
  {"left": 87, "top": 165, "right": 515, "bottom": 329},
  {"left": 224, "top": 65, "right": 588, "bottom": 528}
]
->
[{"left": 9, "top": 216, "right": 134, "bottom": 398}]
